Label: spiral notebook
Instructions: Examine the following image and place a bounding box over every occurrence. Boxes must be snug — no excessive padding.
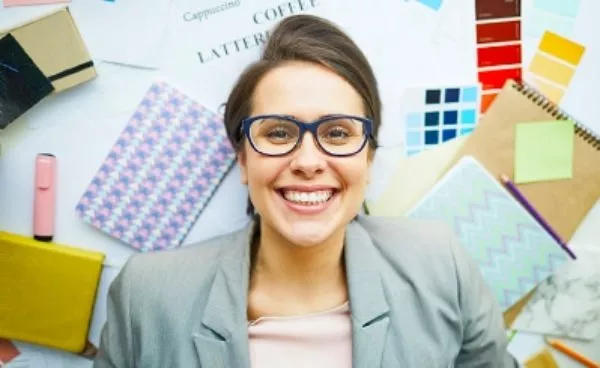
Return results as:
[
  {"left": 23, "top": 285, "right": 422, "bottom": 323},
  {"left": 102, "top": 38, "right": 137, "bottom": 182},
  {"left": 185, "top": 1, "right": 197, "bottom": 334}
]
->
[
  {"left": 438, "top": 79, "right": 600, "bottom": 326},
  {"left": 407, "top": 156, "right": 570, "bottom": 312},
  {"left": 75, "top": 81, "right": 236, "bottom": 252},
  {"left": 440, "top": 79, "right": 600, "bottom": 244}
]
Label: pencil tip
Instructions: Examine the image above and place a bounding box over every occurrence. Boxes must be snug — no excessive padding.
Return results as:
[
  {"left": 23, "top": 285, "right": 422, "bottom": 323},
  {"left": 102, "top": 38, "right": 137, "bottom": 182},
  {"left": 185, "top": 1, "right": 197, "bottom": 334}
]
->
[{"left": 500, "top": 174, "right": 509, "bottom": 182}]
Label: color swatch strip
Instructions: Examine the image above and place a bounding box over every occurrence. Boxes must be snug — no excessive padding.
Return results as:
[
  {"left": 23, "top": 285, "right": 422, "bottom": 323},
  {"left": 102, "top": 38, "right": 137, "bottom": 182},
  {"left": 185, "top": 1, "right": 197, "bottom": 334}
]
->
[
  {"left": 415, "top": 0, "right": 442, "bottom": 11},
  {"left": 0, "top": 338, "right": 20, "bottom": 366},
  {"left": 403, "top": 85, "right": 480, "bottom": 157},
  {"left": 475, "top": 0, "right": 522, "bottom": 113},
  {"left": 528, "top": 31, "right": 585, "bottom": 104},
  {"left": 524, "top": 0, "right": 582, "bottom": 38}
]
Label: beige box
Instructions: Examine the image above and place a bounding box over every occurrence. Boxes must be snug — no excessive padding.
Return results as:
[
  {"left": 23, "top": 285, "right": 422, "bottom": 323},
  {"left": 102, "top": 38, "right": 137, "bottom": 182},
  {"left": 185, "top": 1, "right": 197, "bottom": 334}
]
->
[{"left": 0, "top": 7, "right": 96, "bottom": 93}]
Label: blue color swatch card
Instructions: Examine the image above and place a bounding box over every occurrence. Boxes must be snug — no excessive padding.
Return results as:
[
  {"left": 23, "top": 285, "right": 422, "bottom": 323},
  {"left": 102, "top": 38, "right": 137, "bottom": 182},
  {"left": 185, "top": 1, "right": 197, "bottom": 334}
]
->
[
  {"left": 524, "top": 0, "right": 582, "bottom": 38},
  {"left": 402, "top": 84, "right": 480, "bottom": 157},
  {"left": 406, "top": 156, "right": 570, "bottom": 310},
  {"left": 416, "top": 0, "right": 442, "bottom": 11}
]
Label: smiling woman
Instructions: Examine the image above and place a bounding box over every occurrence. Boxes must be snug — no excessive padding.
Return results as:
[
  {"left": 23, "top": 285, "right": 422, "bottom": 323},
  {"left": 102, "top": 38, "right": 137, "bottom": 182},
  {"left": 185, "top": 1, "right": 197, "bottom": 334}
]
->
[{"left": 94, "top": 14, "right": 519, "bottom": 368}]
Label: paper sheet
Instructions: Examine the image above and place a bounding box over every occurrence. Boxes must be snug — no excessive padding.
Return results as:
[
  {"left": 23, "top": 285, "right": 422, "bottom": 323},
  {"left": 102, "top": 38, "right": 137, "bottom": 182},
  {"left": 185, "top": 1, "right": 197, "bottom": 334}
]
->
[
  {"left": 514, "top": 120, "right": 575, "bottom": 184},
  {"left": 159, "top": 0, "right": 477, "bottom": 149},
  {"left": 512, "top": 246, "right": 600, "bottom": 340},
  {"left": 509, "top": 331, "right": 600, "bottom": 368},
  {"left": 68, "top": 0, "right": 170, "bottom": 69}
]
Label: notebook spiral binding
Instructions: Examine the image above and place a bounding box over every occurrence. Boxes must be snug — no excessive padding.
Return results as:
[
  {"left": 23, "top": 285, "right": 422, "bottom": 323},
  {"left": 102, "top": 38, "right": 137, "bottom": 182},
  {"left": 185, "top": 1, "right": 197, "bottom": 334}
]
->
[{"left": 511, "top": 80, "right": 600, "bottom": 150}]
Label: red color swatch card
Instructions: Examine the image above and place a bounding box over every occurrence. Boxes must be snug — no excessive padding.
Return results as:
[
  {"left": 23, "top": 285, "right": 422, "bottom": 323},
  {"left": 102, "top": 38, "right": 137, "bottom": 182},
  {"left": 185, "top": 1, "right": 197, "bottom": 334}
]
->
[{"left": 475, "top": 0, "right": 522, "bottom": 113}]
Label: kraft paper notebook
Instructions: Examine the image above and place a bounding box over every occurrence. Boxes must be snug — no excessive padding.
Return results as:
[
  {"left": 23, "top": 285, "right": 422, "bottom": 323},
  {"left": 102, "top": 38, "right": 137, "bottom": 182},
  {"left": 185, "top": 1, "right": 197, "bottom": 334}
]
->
[
  {"left": 436, "top": 79, "right": 600, "bottom": 326},
  {"left": 0, "top": 231, "right": 105, "bottom": 353},
  {"left": 406, "top": 156, "right": 570, "bottom": 312},
  {"left": 75, "top": 81, "right": 236, "bottom": 252},
  {"left": 439, "top": 79, "right": 600, "bottom": 244}
]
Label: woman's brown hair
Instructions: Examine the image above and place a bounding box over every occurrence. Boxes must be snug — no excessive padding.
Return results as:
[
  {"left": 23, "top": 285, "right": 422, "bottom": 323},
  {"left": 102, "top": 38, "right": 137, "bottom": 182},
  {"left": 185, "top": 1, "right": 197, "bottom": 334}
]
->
[{"left": 223, "top": 14, "right": 381, "bottom": 215}]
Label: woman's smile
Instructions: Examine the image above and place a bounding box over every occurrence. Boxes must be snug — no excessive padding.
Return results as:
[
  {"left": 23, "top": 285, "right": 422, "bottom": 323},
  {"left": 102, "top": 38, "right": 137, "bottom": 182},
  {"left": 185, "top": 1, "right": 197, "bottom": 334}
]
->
[{"left": 275, "top": 185, "right": 341, "bottom": 215}]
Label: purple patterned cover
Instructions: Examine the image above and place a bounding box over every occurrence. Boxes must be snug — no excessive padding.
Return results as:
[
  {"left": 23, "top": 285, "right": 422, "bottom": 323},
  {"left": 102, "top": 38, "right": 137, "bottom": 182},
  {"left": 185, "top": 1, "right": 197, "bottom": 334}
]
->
[{"left": 75, "top": 81, "right": 236, "bottom": 252}]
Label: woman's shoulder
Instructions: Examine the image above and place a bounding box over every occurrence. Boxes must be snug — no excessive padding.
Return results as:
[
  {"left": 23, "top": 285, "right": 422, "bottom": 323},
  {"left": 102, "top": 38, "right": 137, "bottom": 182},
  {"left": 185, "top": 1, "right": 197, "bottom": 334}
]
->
[
  {"left": 356, "top": 215, "right": 458, "bottom": 256},
  {"left": 120, "top": 225, "right": 249, "bottom": 292},
  {"left": 355, "top": 215, "right": 464, "bottom": 284}
]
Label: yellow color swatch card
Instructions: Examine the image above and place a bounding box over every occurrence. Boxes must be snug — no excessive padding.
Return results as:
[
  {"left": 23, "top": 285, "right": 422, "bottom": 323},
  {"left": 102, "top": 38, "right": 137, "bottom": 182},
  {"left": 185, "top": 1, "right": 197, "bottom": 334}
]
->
[
  {"left": 0, "top": 231, "right": 105, "bottom": 353},
  {"left": 528, "top": 31, "right": 585, "bottom": 104}
]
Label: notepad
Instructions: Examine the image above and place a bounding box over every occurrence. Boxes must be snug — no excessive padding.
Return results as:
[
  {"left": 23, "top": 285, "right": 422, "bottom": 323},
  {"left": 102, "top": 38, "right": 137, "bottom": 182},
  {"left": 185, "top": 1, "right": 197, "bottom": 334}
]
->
[
  {"left": 514, "top": 120, "right": 575, "bottom": 183},
  {"left": 75, "top": 81, "right": 236, "bottom": 252},
  {"left": 407, "top": 156, "right": 570, "bottom": 311},
  {"left": 0, "top": 232, "right": 105, "bottom": 353}
]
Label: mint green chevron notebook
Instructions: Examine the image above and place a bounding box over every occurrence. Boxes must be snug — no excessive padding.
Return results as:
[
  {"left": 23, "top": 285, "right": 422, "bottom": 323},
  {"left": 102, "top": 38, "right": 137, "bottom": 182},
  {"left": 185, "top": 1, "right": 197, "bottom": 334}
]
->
[{"left": 406, "top": 156, "right": 570, "bottom": 311}]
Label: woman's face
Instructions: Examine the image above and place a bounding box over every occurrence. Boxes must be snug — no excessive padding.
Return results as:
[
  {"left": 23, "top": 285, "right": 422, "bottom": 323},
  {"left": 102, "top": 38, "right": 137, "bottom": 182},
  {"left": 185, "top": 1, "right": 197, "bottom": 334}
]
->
[{"left": 238, "top": 60, "right": 372, "bottom": 247}]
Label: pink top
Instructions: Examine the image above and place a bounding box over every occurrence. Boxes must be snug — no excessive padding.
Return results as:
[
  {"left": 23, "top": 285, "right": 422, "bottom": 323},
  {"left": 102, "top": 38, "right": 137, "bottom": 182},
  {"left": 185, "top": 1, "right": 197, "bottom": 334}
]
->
[{"left": 248, "top": 302, "right": 352, "bottom": 368}]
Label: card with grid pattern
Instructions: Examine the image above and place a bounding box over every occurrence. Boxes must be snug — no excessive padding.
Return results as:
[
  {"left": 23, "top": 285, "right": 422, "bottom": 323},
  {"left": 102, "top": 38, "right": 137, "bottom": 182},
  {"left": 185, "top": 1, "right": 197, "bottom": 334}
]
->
[{"left": 403, "top": 84, "right": 481, "bottom": 157}]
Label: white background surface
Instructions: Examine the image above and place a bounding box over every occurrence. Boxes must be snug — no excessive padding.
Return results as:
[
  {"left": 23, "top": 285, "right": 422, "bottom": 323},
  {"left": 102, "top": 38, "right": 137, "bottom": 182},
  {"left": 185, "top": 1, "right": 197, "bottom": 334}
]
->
[{"left": 1, "top": 0, "right": 598, "bottom": 366}]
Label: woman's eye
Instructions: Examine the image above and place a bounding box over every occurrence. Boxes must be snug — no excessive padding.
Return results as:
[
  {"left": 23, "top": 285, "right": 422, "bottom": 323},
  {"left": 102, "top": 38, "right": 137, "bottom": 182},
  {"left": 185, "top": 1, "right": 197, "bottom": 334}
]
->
[
  {"left": 267, "top": 129, "right": 291, "bottom": 139},
  {"left": 326, "top": 128, "right": 350, "bottom": 139}
]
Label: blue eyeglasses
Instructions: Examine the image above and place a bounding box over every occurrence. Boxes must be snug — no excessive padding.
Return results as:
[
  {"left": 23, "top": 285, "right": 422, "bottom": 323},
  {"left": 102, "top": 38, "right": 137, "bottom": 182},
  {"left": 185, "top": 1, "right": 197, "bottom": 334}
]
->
[{"left": 240, "top": 114, "right": 374, "bottom": 157}]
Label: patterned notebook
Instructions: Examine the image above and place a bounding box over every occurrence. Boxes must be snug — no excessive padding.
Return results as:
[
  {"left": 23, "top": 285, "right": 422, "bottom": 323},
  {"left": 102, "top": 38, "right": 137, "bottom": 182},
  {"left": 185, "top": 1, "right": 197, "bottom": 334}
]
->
[
  {"left": 75, "top": 82, "right": 235, "bottom": 252},
  {"left": 406, "top": 156, "right": 570, "bottom": 310}
]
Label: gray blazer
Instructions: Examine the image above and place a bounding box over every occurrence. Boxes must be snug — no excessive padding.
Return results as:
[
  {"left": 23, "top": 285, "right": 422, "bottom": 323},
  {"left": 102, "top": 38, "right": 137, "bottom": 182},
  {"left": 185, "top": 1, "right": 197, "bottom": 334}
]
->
[{"left": 94, "top": 216, "right": 518, "bottom": 367}]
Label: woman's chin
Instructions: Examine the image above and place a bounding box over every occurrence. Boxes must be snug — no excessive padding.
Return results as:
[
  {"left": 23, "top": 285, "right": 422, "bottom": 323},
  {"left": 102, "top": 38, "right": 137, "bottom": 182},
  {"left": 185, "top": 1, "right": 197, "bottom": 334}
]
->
[{"left": 280, "top": 220, "right": 337, "bottom": 247}]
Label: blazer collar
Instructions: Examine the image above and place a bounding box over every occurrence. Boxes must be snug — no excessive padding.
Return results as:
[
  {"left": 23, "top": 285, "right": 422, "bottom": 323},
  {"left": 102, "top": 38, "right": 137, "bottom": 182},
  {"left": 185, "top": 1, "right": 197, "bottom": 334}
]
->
[
  {"left": 345, "top": 218, "right": 391, "bottom": 368},
  {"left": 193, "top": 219, "right": 254, "bottom": 368},
  {"left": 194, "top": 217, "right": 390, "bottom": 368}
]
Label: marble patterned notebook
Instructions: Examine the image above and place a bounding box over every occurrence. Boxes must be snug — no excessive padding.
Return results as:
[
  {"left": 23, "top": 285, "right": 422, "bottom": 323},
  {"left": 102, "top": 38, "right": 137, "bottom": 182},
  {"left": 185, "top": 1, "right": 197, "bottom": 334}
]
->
[
  {"left": 75, "top": 81, "right": 235, "bottom": 252},
  {"left": 407, "top": 156, "right": 570, "bottom": 310},
  {"left": 512, "top": 246, "right": 600, "bottom": 340}
]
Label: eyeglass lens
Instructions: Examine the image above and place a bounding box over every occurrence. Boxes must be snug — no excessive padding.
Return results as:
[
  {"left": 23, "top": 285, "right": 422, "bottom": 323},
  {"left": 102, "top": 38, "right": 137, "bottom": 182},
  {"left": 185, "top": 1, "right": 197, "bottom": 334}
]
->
[{"left": 249, "top": 117, "right": 367, "bottom": 155}]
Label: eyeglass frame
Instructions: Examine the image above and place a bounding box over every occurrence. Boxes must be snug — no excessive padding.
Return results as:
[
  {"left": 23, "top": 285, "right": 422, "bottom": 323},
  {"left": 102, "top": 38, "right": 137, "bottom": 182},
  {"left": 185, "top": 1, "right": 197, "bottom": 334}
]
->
[{"left": 240, "top": 114, "right": 375, "bottom": 157}]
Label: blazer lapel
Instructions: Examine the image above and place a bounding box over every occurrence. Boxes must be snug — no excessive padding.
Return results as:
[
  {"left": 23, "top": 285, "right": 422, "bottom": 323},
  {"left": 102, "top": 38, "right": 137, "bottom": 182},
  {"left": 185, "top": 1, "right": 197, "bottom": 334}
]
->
[
  {"left": 192, "top": 221, "right": 255, "bottom": 368},
  {"left": 345, "top": 220, "right": 390, "bottom": 368}
]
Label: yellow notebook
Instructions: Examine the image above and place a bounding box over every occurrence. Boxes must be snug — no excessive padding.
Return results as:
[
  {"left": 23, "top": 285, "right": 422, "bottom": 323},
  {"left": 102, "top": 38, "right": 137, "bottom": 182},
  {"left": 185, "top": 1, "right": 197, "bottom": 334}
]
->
[{"left": 0, "top": 232, "right": 105, "bottom": 353}]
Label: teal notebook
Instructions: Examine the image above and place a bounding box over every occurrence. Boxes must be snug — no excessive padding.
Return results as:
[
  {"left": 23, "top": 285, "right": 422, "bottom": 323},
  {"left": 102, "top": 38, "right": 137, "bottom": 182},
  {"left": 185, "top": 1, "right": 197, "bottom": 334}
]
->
[{"left": 406, "top": 156, "right": 570, "bottom": 310}]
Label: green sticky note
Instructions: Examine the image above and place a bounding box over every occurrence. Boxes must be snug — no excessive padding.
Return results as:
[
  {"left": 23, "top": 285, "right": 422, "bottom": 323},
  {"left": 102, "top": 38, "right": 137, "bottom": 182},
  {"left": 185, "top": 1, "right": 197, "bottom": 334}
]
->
[{"left": 514, "top": 120, "right": 575, "bottom": 184}]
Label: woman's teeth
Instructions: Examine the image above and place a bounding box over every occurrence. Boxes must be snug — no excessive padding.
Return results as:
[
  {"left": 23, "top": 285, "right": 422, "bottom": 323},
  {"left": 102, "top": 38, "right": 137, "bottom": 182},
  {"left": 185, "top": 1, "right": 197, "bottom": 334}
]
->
[{"left": 282, "top": 190, "right": 333, "bottom": 205}]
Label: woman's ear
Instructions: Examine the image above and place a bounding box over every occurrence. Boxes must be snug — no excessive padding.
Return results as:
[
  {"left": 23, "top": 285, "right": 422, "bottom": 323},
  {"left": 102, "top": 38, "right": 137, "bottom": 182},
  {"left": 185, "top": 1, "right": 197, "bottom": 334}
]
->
[{"left": 238, "top": 150, "right": 248, "bottom": 185}]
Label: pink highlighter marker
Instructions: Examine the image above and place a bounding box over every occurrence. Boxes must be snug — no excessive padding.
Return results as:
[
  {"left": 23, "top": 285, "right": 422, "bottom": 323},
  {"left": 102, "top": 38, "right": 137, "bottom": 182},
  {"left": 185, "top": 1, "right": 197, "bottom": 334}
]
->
[{"left": 34, "top": 153, "right": 56, "bottom": 242}]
